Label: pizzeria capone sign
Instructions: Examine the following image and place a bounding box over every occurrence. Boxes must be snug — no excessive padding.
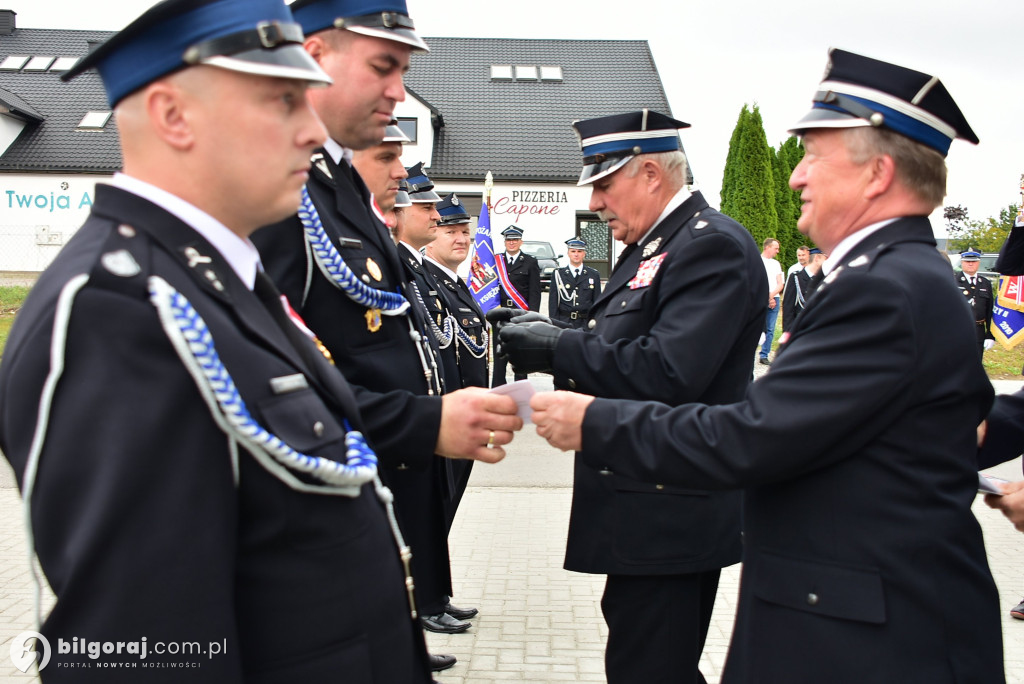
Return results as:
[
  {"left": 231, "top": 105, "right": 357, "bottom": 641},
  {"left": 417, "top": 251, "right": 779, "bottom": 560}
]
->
[{"left": 491, "top": 190, "right": 568, "bottom": 221}]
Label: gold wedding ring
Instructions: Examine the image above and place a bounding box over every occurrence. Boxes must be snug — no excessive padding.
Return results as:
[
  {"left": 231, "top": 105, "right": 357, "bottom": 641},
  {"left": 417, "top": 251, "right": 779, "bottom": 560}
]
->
[{"left": 487, "top": 430, "right": 495, "bottom": 449}]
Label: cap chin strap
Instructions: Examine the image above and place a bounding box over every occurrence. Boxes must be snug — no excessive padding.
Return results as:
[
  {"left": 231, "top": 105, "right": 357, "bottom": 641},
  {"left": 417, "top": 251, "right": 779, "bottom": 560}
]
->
[{"left": 183, "top": 20, "right": 304, "bottom": 64}]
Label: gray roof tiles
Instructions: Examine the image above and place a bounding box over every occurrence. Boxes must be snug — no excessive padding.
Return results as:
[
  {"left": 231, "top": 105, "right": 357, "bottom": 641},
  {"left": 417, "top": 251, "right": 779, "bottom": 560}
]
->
[{"left": 0, "top": 29, "right": 671, "bottom": 180}]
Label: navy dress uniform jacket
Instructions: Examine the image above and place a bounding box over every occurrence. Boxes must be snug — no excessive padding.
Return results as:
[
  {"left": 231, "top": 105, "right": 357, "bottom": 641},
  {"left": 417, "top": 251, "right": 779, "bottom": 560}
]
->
[
  {"left": 423, "top": 260, "right": 489, "bottom": 389},
  {"left": 0, "top": 186, "right": 431, "bottom": 683},
  {"left": 252, "top": 151, "right": 452, "bottom": 613},
  {"left": 548, "top": 265, "right": 602, "bottom": 328},
  {"left": 580, "top": 217, "right": 1004, "bottom": 682},
  {"left": 498, "top": 252, "right": 541, "bottom": 311},
  {"left": 552, "top": 191, "right": 766, "bottom": 576},
  {"left": 955, "top": 270, "right": 994, "bottom": 352},
  {"left": 421, "top": 260, "right": 488, "bottom": 528},
  {"left": 399, "top": 245, "right": 458, "bottom": 396}
]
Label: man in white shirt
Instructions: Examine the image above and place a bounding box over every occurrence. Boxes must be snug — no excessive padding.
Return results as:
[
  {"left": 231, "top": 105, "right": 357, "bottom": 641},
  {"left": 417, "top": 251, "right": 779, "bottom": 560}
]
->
[{"left": 759, "top": 237, "right": 784, "bottom": 364}]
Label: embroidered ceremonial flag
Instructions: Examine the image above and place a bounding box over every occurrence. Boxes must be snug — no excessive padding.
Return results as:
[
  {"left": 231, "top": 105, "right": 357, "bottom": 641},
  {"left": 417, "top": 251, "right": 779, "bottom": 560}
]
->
[
  {"left": 998, "top": 274, "right": 1024, "bottom": 309},
  {"left": 992, "top": 301, "right": 1024, "bottom": 349},
  {"left": 469, "top": 196, "right": 501, "bottom": 313}
]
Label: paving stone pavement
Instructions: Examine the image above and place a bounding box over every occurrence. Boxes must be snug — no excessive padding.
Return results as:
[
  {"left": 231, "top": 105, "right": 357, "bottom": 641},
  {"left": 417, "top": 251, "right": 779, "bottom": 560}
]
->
[{"left": 0, "top": 371, "right": 1023, "bottom": 682}]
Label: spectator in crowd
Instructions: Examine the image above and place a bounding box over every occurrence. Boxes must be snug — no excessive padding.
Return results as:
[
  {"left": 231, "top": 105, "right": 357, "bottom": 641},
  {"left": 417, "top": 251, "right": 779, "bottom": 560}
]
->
[{"left": 759, "top": 237, "right": 784, "bottom": 364}]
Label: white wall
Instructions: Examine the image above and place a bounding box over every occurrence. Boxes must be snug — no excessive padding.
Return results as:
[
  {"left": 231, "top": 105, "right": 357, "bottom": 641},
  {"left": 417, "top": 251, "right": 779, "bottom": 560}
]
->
[
  {"left": 394, "top": 92, "right": 435, "bottom": 169},
  {"left": 0, "top": 173, "right": 108, "bottom": 271},
  {"left": 433, "top": 180, "right": 609, "bottom": 256}
]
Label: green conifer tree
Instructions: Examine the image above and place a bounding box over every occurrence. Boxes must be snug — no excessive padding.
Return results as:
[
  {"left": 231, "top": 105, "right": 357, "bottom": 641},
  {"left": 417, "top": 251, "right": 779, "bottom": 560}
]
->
[{"left": 719, "top": 104, "right": 779, "bottom": 253}]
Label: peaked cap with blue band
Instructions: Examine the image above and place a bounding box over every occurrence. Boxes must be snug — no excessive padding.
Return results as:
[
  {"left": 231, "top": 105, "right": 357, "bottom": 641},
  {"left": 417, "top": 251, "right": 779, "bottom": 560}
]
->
[
  {"left": 437, "top": 193, "right": 471, "bottom": 225},
  {"left": 565, "top": 237, "right": 587, "bottom": 249},
  {"left": 394, "top": 179, "right": 411, "bottom": 208},
  {"left": 405, "top": 162, "right": 440, "bottom": 202},
  {"left": 290, "top": 0, "right": 428, "bottom": 52},
  {"left": 501, "top": 225, "right": 524, "bottom": 239},
  {"left": 789, "top": 48, "right": 978, "bottom": 157},
  {"left": 960, "top": 249, "right": 981, "bottom": 261},
  {"left": 61, "top": 0, "right": 330, "bottom": 107},
  {"left": 572, "top": 109, "right": 690, "bottom": 186}
]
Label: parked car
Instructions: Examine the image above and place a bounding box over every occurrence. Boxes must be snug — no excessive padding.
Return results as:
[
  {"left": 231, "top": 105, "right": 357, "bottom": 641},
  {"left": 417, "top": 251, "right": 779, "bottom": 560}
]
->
[{"left": 521, "top": 240, "right": 562, "bottom": 291}]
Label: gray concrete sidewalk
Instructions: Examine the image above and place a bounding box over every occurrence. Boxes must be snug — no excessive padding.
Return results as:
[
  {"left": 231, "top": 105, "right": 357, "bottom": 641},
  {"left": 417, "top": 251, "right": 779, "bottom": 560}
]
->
[{"left": 2, "top": 371, "right": 1024, "bottom": 681}]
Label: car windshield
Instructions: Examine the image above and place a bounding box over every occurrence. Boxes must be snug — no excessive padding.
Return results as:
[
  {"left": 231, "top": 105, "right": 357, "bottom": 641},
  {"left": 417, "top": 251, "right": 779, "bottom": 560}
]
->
[{"left": 521, "top": 241, "right": 556, "bottom": 259}]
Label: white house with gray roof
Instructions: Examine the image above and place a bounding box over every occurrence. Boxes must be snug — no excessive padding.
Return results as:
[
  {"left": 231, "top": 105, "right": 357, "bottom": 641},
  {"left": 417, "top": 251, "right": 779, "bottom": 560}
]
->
[{"left": 0, "top": 11, "right": 677, "bottom": 277}]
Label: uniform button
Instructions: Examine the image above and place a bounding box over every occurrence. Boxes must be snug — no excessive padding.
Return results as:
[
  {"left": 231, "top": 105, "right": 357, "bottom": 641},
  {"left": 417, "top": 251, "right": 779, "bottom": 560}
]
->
[
  {"left": 588, "top": 319, "right": 597, "bottom": 330},
  {"left": 361, "top": 274, "right": 370, "bottom": 283},
  {"left": 620, "top": 301, "right": 627, "bottom": 309},
  {"left": 598, "top": 469, "right": 612, "bottom": 476},
  {"left": 806, "top": 593, "right": 819, "bottom": 606},
  {"left": 568, "top": 378, "right": 577, "bottom": 389},
  {"left": 313, "top": 421, "right": 325, "bottom": 437},
  {"left": 655, "top": 484, "right": 665, "bottom": 490}
]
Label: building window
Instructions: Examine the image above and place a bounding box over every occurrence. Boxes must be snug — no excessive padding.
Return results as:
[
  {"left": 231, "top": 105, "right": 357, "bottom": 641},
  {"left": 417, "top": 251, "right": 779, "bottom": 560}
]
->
[
  {"left": 23, "top": 56, "right": 55, "bottom": 71},
  {"left": 77, "top": 111, "right": 112, "bottom": 130},
  {"left": 0, "top": 55, "right": 28, "bottom": 70},
  {"left": 50, "top": 57, "right": 80, "bottom": 72},
  {"left": 576, "top": 214, "right": 611, "bottom": 279},
  {"left": 514, "top": 65, "right": 538, "bottom": 80},
  {"left": 540, "top": 66, "right": 563, "bottom": 81},
  {"left": 490, "top": 65, "right": 513, "bottom": 80},
  {"left": 396, "top": 117, "right": 417, "bottom": 143}
]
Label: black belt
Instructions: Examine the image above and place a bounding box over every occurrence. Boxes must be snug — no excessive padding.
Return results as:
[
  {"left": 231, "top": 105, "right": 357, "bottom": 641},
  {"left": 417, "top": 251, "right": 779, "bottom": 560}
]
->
[{"left": 569, "top": 311, "right": 580, "bottom": 319}]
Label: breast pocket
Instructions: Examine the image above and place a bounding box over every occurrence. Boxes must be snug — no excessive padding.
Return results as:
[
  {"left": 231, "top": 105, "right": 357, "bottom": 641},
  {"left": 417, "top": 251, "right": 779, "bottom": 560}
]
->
[
  {"left": 604, "top": 289, "right": 648, "bottom": 318},
  {"left": 258, "top": 388, "right": 345, "bottom": 453},
  {"left": 752, "top": 549, "right": 886, "bottom": 624}
]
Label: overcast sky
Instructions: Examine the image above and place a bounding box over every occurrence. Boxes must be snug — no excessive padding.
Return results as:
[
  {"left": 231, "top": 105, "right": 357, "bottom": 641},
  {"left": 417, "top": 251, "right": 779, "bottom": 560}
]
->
[{"left": 9, "top": 0, "right": 1024, "bottom": 233}]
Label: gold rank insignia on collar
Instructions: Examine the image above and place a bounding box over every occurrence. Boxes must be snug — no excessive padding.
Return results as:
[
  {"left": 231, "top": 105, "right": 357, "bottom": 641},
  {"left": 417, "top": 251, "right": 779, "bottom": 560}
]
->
[{"left": 642, "top": 237, "right": 662, "bottom": 258}]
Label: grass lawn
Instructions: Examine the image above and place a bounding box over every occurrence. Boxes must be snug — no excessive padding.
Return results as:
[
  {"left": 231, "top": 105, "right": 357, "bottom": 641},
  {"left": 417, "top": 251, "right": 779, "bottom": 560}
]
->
[{"left": 0, "top": 286, "right": 30, "bottom": 363}]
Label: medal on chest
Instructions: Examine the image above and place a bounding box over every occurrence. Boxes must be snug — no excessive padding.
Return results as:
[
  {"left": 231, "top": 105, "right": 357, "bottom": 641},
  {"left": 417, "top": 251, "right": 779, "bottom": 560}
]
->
[
  {"left": 366, "top": 307, "right": 382, "bottom": 332},
  {"left": 629, "top": 253, "right": 667, "bottom": 290}
]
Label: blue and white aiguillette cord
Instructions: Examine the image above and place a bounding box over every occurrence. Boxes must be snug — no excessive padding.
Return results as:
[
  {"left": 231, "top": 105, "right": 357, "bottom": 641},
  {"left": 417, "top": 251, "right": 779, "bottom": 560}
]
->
[
  {"left": 149, "top": 276, "right": 419, "bottom": 617},
  {"left": 298, "top": 186, "right": 409, "bottom": 316}
]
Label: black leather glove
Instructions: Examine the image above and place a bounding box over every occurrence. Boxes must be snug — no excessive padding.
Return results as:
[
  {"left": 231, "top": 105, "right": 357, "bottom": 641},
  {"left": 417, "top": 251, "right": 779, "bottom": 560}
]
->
[
  {"left": 485, "top": 307, "right": 528, "bottom": 328},
  {"left": 497, "top": 321, "right": 564, "bottom": 374},
  {"left": 510, "top": 311, "right": 571, "bottom": 329}
]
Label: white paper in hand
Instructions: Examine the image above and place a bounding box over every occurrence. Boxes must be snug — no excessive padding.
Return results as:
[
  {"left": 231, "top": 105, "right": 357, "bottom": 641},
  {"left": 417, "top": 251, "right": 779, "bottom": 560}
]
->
[{"left": 488, "top": 379, "right": 536, "bottom": 424}]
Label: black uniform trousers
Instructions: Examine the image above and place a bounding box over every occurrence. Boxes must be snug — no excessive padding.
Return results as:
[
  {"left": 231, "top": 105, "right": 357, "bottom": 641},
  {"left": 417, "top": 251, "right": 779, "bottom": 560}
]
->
[{"left": 553, "top": 192, "right": 765, "bottom": 682}]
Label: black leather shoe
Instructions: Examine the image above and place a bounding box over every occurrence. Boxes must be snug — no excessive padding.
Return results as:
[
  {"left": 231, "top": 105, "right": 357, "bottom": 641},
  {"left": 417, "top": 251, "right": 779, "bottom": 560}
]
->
[
  {"left": 444, "top": 602, "right": 478, "bottom": 620},
  {"left": 429, "top": 653, "right": 456, "bottom": 672},
  {"left": 421, "top": 612, "right": 471, "bottom": 634},
  {"left": 759, "top": 357, "right": 771, "bottom": 365}
]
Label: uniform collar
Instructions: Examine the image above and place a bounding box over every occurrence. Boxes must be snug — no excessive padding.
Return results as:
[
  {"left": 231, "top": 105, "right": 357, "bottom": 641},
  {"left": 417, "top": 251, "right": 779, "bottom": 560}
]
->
[
  {"left": 424, "top": 255, "right": 458, "bottom": 280},
  {"left": 323, "top": 137, "right": 353, "bottom": 167},
  {"left": 109, "top": 172, "right": 261, "bottom": 289},
  {"left": 822, "top": 218, "right": 899, "bottom": 275},
  {"left": 400, "top": 241, "right": 424, "bottom": 264},
  {"left": 637, "top": 186, "right": 692, "bottom": 247}
]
